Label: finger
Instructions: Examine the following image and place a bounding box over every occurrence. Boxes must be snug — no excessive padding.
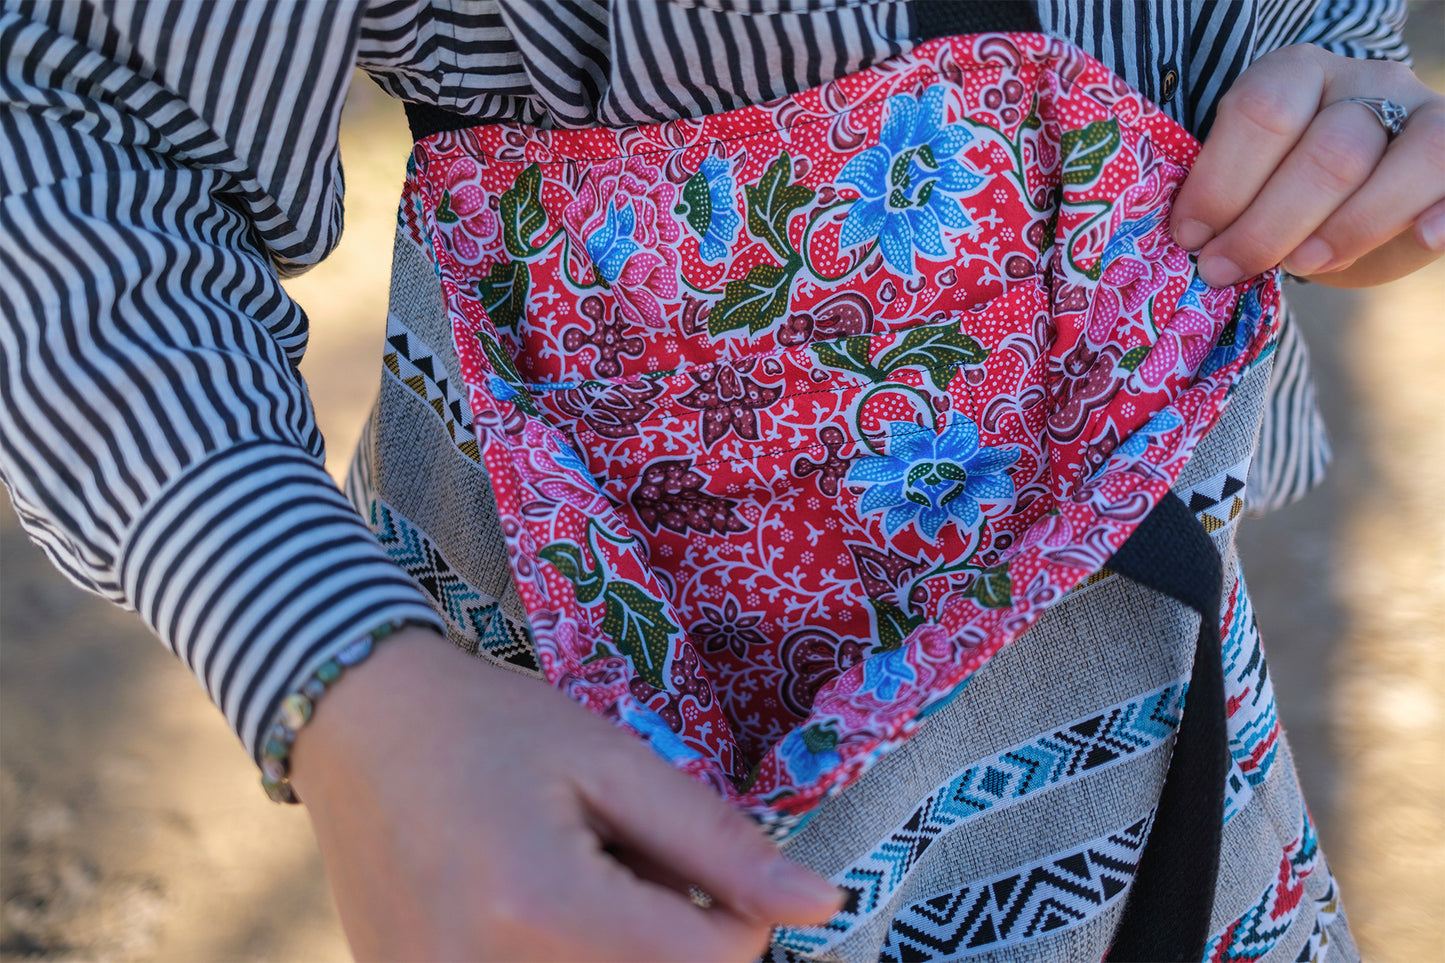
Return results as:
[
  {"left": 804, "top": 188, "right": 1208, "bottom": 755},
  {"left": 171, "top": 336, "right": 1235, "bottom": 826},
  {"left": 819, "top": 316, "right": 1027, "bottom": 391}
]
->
[
  {"left": 603, "top": 838, "right": 693, "bottom": 894},
  {"left": 572, "top": 853, "right": 775, "bottom": 962},
  {"left": 1171, "top": 46, "right": 1327, "bottom": 251},
  {"left": 1417, "top": 197, "right": 1445, "bottom": 255},
  {"left": 1195, "top": 97, "right": 1390, "bottom": 286},
  {"left": 1290, "top": 225, "right": 1444, "bottom": 289},
  {"left": 1284, "top": 100, "right": 1445, "bottom": 274},
  {"left": 574, "top": 741, "right": 844, "bottom": 926},
  {"left": 486, "top": 824, "right": 772, "bottom": 963}
]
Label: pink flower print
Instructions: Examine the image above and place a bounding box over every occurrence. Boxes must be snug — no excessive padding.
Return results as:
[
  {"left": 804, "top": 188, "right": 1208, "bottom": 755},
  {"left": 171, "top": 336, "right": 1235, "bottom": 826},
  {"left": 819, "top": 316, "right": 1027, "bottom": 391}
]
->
[
  {"left": 516, "top": 420, "right": 615, "bottom": 520},
  {"left": 1015, "top": 509, "right": 1076, "bottom": 556},
  {"left": 611, "top": 241, "right": 680, "bottom": 331},
  {"left": 1137, "top": 281, "right": 1228, "bottom": 388},
  {"left": 563, "top": 158, "right": 681, "bottom": 330},
  {"left": 438, "top": 157, "right": 500, "bottom": 264}
]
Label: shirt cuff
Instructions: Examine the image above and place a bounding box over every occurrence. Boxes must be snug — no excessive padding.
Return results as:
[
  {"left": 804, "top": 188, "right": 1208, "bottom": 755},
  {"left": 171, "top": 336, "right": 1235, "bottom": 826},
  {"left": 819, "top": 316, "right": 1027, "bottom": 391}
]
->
[{"left": 117, "top": 439, "right": 445, "bottom": 762}]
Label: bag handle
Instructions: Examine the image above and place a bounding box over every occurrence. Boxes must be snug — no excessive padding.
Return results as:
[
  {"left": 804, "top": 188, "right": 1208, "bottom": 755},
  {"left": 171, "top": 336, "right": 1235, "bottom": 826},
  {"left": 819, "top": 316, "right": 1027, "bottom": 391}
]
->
[{"left": 1105, "top": 491, "right": 1229, "bottom": 962}]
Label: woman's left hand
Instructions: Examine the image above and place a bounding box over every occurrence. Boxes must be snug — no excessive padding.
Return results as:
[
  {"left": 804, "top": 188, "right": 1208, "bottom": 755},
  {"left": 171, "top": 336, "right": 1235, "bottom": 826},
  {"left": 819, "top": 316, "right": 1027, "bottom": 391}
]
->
[{"left": 1171, "top": 43, "right": 1444, "bottom": 289}]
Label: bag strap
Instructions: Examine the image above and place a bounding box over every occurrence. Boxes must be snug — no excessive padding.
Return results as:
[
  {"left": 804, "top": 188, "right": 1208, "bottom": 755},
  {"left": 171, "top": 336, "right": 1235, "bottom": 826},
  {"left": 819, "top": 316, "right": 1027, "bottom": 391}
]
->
[{"left": 1104, "top": 491, "right": 1229, "bottom": 961}]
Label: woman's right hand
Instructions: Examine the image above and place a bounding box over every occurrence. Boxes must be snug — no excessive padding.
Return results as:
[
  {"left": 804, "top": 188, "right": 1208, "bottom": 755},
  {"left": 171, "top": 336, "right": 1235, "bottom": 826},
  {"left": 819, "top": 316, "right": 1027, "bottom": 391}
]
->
[{"left": 288, "top": 627, "right": 842, "bottom": 961}]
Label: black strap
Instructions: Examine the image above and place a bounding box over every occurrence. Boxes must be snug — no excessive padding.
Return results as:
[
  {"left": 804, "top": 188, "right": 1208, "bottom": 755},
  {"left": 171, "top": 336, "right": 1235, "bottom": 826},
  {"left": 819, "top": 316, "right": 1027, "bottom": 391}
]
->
[
  {"left": 1104, "top": 491, "right": 1229, "bottom": 962},
  {"left": 913, "top": 0, "right": 1042, "bottom": 41}
]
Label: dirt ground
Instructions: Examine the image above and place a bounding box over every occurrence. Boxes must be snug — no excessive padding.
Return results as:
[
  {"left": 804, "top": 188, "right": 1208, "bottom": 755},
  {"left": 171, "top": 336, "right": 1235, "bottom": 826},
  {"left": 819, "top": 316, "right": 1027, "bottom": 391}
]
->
[{"left": 3, "top": 23, "right": 1443, "bottom": 962}]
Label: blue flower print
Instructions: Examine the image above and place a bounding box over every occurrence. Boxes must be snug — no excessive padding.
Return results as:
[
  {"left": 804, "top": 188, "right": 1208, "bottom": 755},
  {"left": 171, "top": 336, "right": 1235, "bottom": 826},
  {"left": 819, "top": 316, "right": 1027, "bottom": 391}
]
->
[
  {"left": 837, "top": 85, "right": 985, "bottom": 275},
  {"left": 860, "top": 647, "right": 916, "bottom": 701},
  {"left": 778, "top": 723, "right": 843, "bottom": 784},
  {"left": 487, "top": 373, "right": 518, "bottom": 403},
  {"left": 679, "top": 155, "right": 741, "bottom": 264},
  {"left": 585, "top": 198, "right": 641, "bottom": 284},
  {"left": 1114, "top": 408, "right": 1185, "bottom": 461},
  {"left": 1199, "top": 284, "right": 1265, "bottom": 378},
  {"left": 619, "top": 700, "right": 702, "bottom": 766},
  {"left": 848, "top": 416, "right": 1020, "bottom": 541},
  {"left": 1099, "top": 208, "right": 1166, "bottom": 270}
]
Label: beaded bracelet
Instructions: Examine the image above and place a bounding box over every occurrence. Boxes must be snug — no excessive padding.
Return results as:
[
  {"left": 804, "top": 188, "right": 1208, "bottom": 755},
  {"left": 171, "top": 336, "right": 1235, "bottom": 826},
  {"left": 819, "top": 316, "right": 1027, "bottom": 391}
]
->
[{"left": 260, "top": 620, "right": 412, "bottom": 803}]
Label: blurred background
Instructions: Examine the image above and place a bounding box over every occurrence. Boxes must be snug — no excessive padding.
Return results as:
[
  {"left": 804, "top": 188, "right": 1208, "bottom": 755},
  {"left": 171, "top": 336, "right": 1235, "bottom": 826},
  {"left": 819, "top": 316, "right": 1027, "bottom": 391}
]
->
[{"left": 3, "top": 8, "right": 1442, "bottom": 960}]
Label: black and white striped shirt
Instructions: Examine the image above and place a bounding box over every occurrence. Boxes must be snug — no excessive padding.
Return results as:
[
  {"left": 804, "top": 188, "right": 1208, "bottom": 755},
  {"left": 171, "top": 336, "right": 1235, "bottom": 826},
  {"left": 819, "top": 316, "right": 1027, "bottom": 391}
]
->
[{"left": 0, "top": 0, "right": 1409, "bottom": 766}]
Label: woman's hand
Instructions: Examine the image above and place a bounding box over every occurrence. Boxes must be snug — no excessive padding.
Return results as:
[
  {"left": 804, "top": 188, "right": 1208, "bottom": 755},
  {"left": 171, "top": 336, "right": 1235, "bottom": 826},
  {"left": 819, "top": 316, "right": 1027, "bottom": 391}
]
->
[
  {"left": 1172, "top": 43, "right": 1444, "bottom": 288},
  {"left": 288, "top": 627, "right": 843, "bottom": 961}
]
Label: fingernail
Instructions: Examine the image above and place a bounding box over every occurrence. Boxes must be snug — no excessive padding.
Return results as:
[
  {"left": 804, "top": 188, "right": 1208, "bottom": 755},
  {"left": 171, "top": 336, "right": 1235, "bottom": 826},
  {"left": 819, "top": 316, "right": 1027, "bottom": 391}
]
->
[
  {"left": 1174, "top": 218, "right": 1213, "bottom": 251},
  {"left": 1421, "top": 209, "right": 1445, "bottom": 253},
  {"left": 767, "top": 859, "right": 845, "bottom": 910},
  {"left": 1282, "top": 238, "right": 1333, "bottom": 276},
  {"left": 1198, "top": 255, "right": 1243, "bottom": 288}
]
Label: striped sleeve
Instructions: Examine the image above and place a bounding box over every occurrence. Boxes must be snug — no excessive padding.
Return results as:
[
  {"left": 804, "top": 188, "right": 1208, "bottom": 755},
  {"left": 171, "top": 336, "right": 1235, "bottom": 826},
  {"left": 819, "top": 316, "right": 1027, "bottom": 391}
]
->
[
  {"left": 1293, "top": 0, "right": 1410, "bottom": 63},
  {"left": 0, "top": 1, "right": 443, "bottom": 765}
]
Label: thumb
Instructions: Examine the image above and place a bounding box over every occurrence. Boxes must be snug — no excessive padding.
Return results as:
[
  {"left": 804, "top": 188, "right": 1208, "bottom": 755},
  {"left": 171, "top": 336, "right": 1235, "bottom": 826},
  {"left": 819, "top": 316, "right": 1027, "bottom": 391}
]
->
[{"left": 574, "top": 740, "right": 844, "bottom": 926}]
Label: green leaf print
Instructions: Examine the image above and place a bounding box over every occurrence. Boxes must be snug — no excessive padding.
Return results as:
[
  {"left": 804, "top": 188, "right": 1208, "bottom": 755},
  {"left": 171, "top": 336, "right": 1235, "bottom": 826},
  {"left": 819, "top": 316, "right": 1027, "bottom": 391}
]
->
[
  {"left": 1059, "top": 119, "right": 1121, "bottom": 187},
  {"left": 874, "top": 322, "right": 989, "bottom": 390},
  {"left": 477, "top": 259, "right": 529, "bottom": 330},
  {"left": 811, "top": 321, "right": 987, "bottom": 389},
  {"left": 708, "top": 257, "right": 801, "bottom": 336},
  {"left": 478, "top": 334, "right": 539, "bottom": 415},
  {"left": 500, "top": 164, "right": 550, "bottom": 258},
  {"left": 436, "top": 189, "right": 460, "bottom": 224},
  {"left": 810, "top": 335, "right": 875, "bottom": 380},
  {"left": 966, "top": 564, "right": 1013, "bottom": 609},
  {"left": 678, "top": 169, "right": 713, "bottom": 241},
  {"left": 868, "top": 596, "right": 926, "bottom": 652},
  {"left": 602, "top": 581, "right": 679, "bottom": 691},
  {"left": 1118, "top": 345, "right": 1150, "bottom": 372},
  {"left": 538, "top": 542, "right": 606, "bottom": 604},
  {"left": 744, "top": 152, "right": 815, "bottom": 261}
]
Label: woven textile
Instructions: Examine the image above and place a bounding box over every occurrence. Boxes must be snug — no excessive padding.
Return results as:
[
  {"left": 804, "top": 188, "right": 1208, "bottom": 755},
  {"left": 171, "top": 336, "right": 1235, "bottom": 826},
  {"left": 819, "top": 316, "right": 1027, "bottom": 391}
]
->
[
  {"left": 354, "top": 30, "right": 1353, "bottom": 960},
  {"left": 403, "top": 32, "right": 1277, "bottom": 829}
]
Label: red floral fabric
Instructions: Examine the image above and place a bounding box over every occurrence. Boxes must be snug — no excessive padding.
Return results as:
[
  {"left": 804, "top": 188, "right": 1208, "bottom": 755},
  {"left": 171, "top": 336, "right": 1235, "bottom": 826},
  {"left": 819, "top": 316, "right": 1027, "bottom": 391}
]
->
[{"left": 403, "top": 32, "right": 1281, "bottom": 835}]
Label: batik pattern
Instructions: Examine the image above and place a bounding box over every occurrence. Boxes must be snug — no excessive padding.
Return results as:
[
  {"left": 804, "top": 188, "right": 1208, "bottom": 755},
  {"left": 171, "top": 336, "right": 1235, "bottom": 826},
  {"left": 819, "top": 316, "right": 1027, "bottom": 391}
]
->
[{"left": 406, "top": 32, "right": 1282, "bottom": 828}]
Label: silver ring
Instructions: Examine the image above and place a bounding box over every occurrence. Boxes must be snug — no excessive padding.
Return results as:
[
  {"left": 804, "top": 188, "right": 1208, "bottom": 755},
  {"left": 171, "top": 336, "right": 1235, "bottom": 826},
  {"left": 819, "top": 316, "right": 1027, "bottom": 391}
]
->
[
  {"left": 687, "top": 885, "right": 715, "bottom": 910},
  {"left": 1337, "top": 96, "right": 1409, "bottom": 140}
]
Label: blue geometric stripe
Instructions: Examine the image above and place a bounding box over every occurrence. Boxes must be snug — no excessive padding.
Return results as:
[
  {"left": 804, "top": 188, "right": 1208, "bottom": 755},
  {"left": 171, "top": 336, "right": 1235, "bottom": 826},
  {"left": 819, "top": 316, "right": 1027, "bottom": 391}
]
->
[
  {"left": 1221, "top": 575, "right": 1279, "bottom": 787},
  {"left": 368, "top": 498, "right": 538, "bottom": 673},
  {"left": 1204, "top": 810, "right": 1322, "bottom": 962},
  {"left": 773, "top": 680, "right": 1186, "bottom": 955}
]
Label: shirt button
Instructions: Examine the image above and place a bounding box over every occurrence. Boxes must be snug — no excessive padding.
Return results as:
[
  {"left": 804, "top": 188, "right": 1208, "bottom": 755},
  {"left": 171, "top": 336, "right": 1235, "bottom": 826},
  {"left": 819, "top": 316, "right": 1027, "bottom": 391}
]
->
[{"left": 1160, "top": 65, "right": 1180, "bottom": 103}]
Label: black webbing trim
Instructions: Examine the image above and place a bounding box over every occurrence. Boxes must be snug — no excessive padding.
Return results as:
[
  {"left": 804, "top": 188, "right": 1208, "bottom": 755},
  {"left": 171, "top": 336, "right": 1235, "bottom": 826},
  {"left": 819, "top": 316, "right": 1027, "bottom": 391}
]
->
[
  {"left": 405, "top": 100, "right": 478, "bottom": 141},
  {"left": 1104, "top": 491, "right": 1229, "bottom": 962},
  {"left": 913, "top": 0, "right": 1042, "bottom": 41}
]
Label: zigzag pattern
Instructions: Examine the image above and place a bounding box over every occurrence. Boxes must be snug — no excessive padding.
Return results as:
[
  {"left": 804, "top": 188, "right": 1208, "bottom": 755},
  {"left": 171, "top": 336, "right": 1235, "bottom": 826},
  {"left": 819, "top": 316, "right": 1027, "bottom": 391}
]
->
[
  {"left": 773, "top": 682, "right": 1185, "bottom": 956},
  {"left": 369, "top": 499, "right": 538, "bottom": 673},
  {"left": 383, "top": 315, "right": 480, "bottom": 462},
  {"left": 877, "top": 816, "right": 1153, "bottom": 961},
  {"left": 1292, "top": 877, "right": 1341, "bottom": 963},
  {"left": 1068, "top": 458, "right": 1254, "bottom": 597},
  {"left": 1221, "top": 575, "right": 1280, "bottom": 790},
  {"left": 1205, "top": 811, "right": 1320, "bottom": 963}
]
